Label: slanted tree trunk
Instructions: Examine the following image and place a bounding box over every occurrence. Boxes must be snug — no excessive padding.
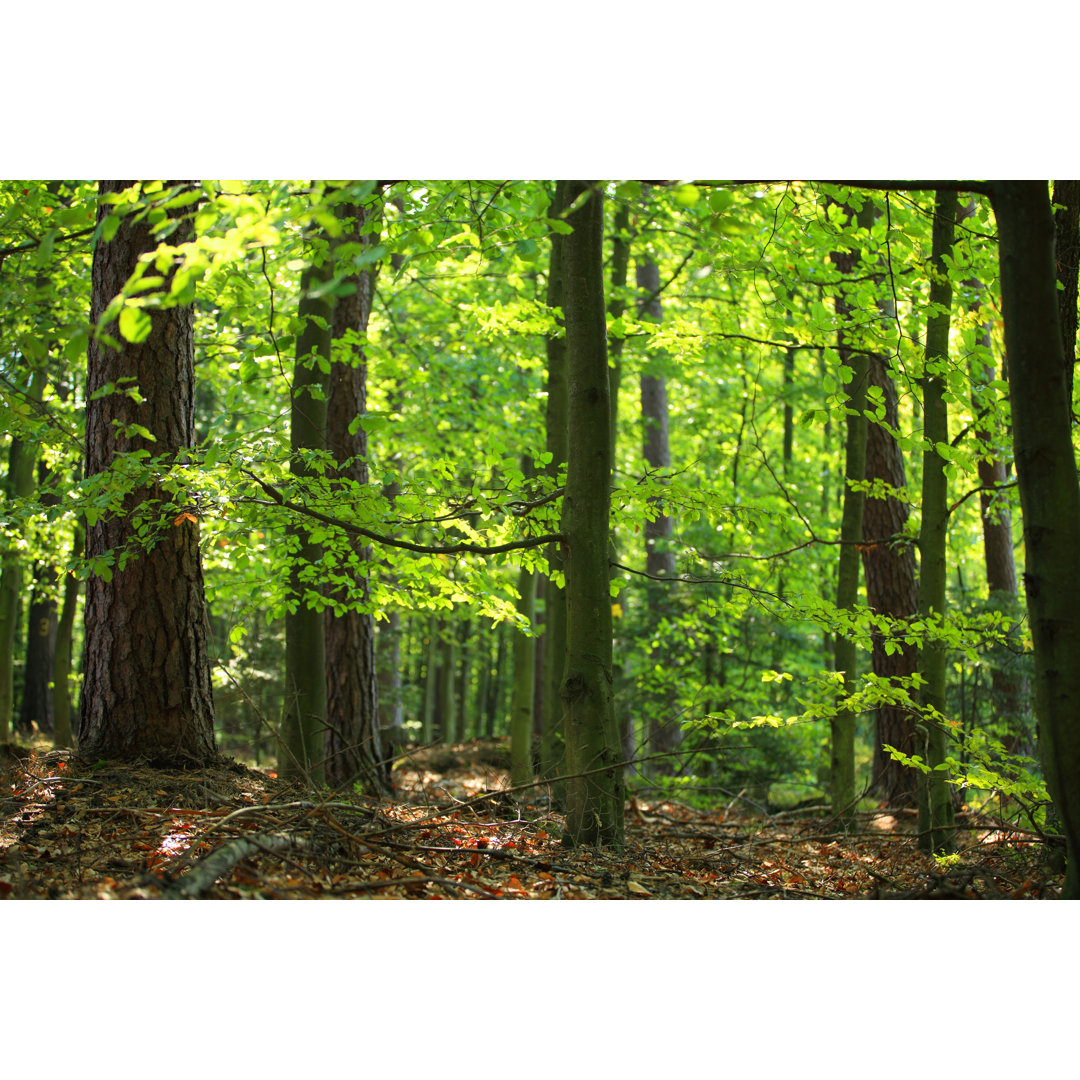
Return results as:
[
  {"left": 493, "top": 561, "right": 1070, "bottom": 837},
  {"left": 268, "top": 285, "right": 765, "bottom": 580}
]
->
[
  {"left": 990, "top": 179, "right": 1080, "bottom": 898},
  {"left": 279, "top": 260, "right": 331, "bottom": 783},
  {"left": 560, "top": 180, "right": 624, "bottom": 848},
  {"left": 323, "top": 188, "right": 390, "bottom": 794},
  {"left": 80, "top": 180, "right": 216, "bottom": 765},
  {"left": 916, "top": 189, "right": 959, "bottom": 854}
]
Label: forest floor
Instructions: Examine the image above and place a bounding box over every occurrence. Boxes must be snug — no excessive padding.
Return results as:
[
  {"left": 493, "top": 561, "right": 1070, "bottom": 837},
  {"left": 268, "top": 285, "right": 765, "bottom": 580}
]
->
[{"left": 0, "top": 738, "right": 1064, "bottom": 899}]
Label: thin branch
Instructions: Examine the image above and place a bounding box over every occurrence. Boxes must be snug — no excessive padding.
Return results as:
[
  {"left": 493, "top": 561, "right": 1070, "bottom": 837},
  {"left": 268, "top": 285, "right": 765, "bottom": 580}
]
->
[{"left": 242, "top": 469, "right": 563, "bottom": 556}]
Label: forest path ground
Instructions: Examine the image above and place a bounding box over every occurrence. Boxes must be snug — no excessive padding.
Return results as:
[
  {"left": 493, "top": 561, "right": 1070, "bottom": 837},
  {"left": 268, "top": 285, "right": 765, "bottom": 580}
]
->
[{"left": 0, "top": 739, "right": 1062, "bottom": 899}]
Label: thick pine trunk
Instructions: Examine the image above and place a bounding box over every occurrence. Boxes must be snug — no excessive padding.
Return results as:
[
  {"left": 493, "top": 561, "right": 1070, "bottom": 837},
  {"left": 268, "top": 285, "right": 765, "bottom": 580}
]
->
[
  {"left": 861, "top": 355, "right": 921, "bottom": 805},
  {"left": 561, "top": 181, "right": 624, "bottom": 847},
  {"left": 80, "top": 180, "right": 216, "bottom": 765}
]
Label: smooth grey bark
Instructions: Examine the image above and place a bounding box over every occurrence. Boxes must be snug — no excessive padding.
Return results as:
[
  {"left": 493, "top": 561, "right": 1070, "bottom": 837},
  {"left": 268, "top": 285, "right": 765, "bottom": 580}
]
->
[
  {"left": 280, "top": 261, "right": 330, "bottom": 783},
  {"left": 541, "top": 181, "right": 569, "bottom": 790},
  {"left": 916, "top": 189, "right": 959, "bottom": 854},
  {"left": 829, "top": 211, "right": 869, "bottom": 828},
  {"left": 637, "top": 253, "right": 681, "bottom": 774},
  {"left": 560, "top": 180, "right": 624, "bottom": 847},
  {"left": 990, "top": 180, "right": 1080, "bottom": 897}
]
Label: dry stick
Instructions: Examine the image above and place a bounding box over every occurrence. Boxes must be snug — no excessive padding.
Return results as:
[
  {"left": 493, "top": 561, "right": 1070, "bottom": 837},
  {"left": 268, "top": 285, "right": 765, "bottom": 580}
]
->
[{"left": 163, "top": 832, "right": 312, "bottom": 899}]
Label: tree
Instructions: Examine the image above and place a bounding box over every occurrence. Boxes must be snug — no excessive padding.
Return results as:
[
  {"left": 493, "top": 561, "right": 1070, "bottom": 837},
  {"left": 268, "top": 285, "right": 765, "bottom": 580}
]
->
[
  {"left": 323, "top": 185, "right": 390, "bottom": 794},
  {"left": 560, "top": 181, "right": 624, "bottom": 847},
  {"left": 80, "top": 180, "right": 216, "bottom": 765},
  {"left": 279, "top": 254, "right": 331, "bottom": 783},
  {"left": 990, "top": 179, "right": 1080, "bottom": 897},
  {"left": 828, "top": 203, "right": 869, "bottom": 827}
]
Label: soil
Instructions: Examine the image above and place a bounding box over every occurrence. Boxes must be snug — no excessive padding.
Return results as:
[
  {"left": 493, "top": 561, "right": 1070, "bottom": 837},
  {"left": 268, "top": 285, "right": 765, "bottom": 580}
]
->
[{"left": 0, "top": 738, "right": 1063, "bottom": 899}]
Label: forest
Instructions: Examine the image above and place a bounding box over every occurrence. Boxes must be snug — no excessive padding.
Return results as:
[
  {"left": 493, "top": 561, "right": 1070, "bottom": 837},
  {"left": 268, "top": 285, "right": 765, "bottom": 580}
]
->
[{"left": 1, "top": 177, "right": 1078, "bottom": 902}]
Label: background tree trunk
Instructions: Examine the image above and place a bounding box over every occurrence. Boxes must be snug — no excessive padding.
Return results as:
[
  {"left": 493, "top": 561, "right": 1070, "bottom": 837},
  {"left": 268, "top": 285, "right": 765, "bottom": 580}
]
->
[
  {"left": 916, "top": 188, "right": 959, "bottom": 854},
  {"left": 80, "top": 180, "right": 216, "bottom": 765}
]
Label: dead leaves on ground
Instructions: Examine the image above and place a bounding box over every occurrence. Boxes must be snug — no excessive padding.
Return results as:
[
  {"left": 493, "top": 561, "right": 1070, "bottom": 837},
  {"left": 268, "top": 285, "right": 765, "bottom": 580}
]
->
[{"left": 0, "top": 741, "right": 1063, "bottom": 900}]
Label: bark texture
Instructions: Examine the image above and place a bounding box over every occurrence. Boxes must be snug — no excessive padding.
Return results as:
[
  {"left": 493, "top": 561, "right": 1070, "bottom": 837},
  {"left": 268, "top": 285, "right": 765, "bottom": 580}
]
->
[
  {"left": 861, "top": 355, "right": 920, "bottom": 804},
  {"left": 561, "top": 181, "right": 624, "bottom": 847},
  {"left": 80, "top": 180, "right": 216, "bottom": 764},
  {"left": 991, "top": 180, "right": 1080, "bottom": 897},
  {"left": 916, "top": 189, "right": 958, "bottom": 854},
  {"left": 829, "top": 225, "right": 868, "bottom": 827},
  {"left": 323, "top": 190, "right": 390, "bottom": 794}
]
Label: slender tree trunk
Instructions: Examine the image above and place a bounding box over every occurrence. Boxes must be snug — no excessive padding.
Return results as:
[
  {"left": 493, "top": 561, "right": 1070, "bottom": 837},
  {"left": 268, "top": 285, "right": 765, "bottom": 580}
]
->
[
  {"left": 561, "top": 181, "right": 624, "bottom": 847},
  {"left": 1052, "top": 180, "right": 1080, "bottom": 409},
  {"left": 0, "top": 377, "right": 43, "bottom": 741},
  {"left": 280, "top": 261, "right": 330, "bottom": 783},
  {"left": 990, "top": 180, "right": 1080, "bottom": 897},
  {"left": 510, "top": 565, "right": 537, "bottom": 787},
  {"left": 81, "top": 180, "right": 216, "bottom": 765},
  {"left": 541, "top": 181, "right": 569, "bottom": 788},
  {"left": 965, "top": 261, "right": 1028, "bottom": 752},
  {"left": 916, "top": 189, "right": 959, "bottom": 854},
  {"left": 637, "top": 253, "right": 681, "bottom": 774},
  {"left": 323, "top": 189, "right": 390, "bottom": 794},
  {"left": 829, "top": 216, "right": 869, "bottom": 828},
  {"left": 52, "top": 519, "right": 83, "bottom": 749}
]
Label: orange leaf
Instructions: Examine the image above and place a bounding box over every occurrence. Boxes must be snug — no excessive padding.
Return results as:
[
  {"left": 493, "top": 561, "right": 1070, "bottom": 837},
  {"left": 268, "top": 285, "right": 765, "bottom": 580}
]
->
[{"left": 173, "top": 512, "right": 197, "bottom": 526}]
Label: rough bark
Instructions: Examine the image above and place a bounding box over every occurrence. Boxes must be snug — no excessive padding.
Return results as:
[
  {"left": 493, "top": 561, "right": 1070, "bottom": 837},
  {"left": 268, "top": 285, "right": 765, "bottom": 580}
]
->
[
  {"left": 80, "top": 180, "right": 216, "bottom": 765},
  {"left": 861, "top": 354, "right": 920, "bottom": 805},
  {"left": 916, "top": 189, "right": 959, "bottom": 854},
  {"left": 323, "top": 190, "right": 390, "bottom": 794},
  {"left": 990, "top": 180, "right": 1080, "bottom": 897},
  {"left": 560, "top": 180, "right": 624, "bottom": 847}
]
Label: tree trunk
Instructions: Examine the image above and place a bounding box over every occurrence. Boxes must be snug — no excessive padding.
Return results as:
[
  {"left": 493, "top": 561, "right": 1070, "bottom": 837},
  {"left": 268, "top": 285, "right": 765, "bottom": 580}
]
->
[
  {"left": 1052, "top": 180, "right": 1080, "bottom": 408},
  {"left": 637, "top": 252, "right": 681, "bottom": 774},
  {"left": 560, "top": 180, "right": 624, "bottom": 847},
  {"left": 323, "top": 189, "right": 390, "bottom": 794},
  {"left": 916, "top": 189, "right": 959, "bottom": 854},
  {"left": 861, "top": 353, "right": 921, "bottom": 805},
  {"left": 279, "top": 261, "right": 330, "bottom": 783},
  {"left": 829, "top": 215, "right": 869, "bottom": 828},
  {"left": 541, "top": 181, "right": 569, "bottom": 789},
  {"left": 990, "top": 180, "right": 1080, "bottom": 897},
  {"left": 52, "top": 519, "right": 83, "bottom": 749},
  {"left": 80, "top": 180, "right": 216, "bottom": 765},
  {"left": 510, "top": 565, "right": 537, "bottom": 788}
]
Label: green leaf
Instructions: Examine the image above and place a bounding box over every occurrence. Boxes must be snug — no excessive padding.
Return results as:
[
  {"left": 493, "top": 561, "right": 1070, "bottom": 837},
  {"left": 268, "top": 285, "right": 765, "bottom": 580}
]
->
[{"left": 118, "top": 306, "right": 152, "bottom": 343}]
